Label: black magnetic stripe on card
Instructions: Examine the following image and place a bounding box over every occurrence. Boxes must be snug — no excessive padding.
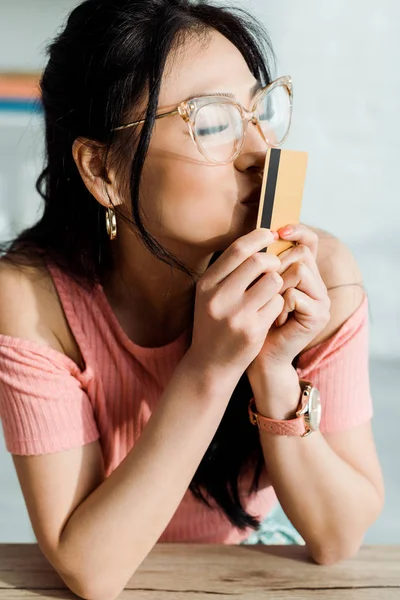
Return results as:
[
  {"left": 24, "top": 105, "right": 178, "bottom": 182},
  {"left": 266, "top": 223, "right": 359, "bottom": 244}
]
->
[{"left": 260, "top": 148, "right": 280, "bottom": 252}]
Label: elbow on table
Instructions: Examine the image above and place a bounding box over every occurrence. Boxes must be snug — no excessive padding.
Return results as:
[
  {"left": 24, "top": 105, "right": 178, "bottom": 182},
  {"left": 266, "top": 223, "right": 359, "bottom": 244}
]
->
[
  {"left": 52, "top": 545, "right": 135, "bottom": 600},
  {"left": 65, "top": 581, "right": 125, "bottom": 600},
  {"left": 311, "top": 496, "right": 384, "bottom": 567},
  {"left": 310, "top": 536, "right": 364, "bottom": 567},
  {"left": 61, "top": 569, "right": 129, "bottom": 600}
]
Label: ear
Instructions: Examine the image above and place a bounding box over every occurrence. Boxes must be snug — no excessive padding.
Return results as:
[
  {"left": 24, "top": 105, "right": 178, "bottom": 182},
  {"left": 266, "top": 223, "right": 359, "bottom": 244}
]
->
[{"left": 72, "top": 137, "right": 118, "bottom": 208}]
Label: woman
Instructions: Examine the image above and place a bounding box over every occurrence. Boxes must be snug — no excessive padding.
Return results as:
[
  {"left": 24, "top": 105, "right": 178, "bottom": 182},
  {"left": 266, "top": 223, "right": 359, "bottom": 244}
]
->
[{"left": 0, "top": 1, "right": 384, "bottom": 599}]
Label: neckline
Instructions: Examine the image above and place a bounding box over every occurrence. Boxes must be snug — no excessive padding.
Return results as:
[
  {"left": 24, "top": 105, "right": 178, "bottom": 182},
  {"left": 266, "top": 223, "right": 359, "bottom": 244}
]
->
[{"left": 94, "top": 281, "right": 191, "bottom": 357}]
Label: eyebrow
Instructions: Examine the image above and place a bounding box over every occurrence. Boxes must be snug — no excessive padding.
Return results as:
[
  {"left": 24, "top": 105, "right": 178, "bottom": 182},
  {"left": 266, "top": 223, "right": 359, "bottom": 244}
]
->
[{"left": 188, "top": 80, "right": 263, "bottom": 100}]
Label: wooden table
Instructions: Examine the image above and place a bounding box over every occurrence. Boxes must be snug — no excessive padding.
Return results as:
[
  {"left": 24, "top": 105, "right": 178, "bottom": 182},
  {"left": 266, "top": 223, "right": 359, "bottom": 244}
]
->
[{"left": 0, "top": 544, "right": 399, "bottom": 599}]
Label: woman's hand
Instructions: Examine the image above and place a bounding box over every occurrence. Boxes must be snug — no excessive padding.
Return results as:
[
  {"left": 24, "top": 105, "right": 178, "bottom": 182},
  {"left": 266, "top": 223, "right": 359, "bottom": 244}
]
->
[
  {"left": 247, "top": 223, "right": 331, "bottom": 376},
  {"left": 187, "top": 228, "right": 286, "bottom": 385}
]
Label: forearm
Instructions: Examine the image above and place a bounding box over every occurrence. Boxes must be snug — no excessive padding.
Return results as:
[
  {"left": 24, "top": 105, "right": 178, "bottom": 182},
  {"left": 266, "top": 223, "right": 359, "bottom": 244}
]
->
[
  {"left": 250, "top": 372, "right": 382, "bottom": 565},
  {"left": 57, "top": 353, "right": 236, "bottom": 600}
]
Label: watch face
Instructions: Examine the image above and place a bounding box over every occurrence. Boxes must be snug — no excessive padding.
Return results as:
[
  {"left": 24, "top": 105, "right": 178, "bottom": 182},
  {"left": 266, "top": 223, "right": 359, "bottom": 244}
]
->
[{"left": 307, "top": 388, "right": 322, "bottom": 430}]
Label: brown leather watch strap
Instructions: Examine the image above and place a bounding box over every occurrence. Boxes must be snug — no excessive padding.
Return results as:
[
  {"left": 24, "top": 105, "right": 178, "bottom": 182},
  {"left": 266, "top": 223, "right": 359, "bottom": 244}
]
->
[{"left": 248, "top": 399, "right": 307, "bottom": 436}]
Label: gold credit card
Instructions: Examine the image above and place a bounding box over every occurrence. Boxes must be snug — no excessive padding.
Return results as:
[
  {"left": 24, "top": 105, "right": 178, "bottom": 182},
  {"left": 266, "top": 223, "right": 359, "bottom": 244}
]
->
[{"left": 256, "top": 148, "right": 308, "bottom": 254}]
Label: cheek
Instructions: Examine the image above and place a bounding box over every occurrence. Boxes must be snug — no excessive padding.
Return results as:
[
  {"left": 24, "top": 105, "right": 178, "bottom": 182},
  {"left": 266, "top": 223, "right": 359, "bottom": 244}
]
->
[{"left": 140, "top": 158, "right": 233, "bottom": 240}]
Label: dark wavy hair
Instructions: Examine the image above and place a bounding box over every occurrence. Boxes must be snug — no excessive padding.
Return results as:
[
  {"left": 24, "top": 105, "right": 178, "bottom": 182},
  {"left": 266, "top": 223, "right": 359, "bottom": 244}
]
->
[{"left": 0, "top": 0, "right": 296, "bottom": 531}]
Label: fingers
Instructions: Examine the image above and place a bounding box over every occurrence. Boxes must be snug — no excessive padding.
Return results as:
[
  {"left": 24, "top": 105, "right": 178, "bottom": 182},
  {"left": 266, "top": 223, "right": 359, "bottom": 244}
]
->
[
  {"left": 276, "top": 287, "right": 330, "bottom": 330},
  {"left": 278, "top": 261, "right": 327, "bottom": 302},
  {"left": 277, "top": 243, "right": 322, "bottom": 283},
  {"left": 278, "top": 223, "right": 319, "bottom": 260},
  {"left": 202, "top": 228, "right": 279, "bottom": 289},
  {"left": 274, "top": 262, "right": 321, "bottom": 328},
  {"left": 276, "top": 224, "right": 325, "bottom": 287},
  {"left": 245, "top": 270, "right": 283, "bottom": 312}
]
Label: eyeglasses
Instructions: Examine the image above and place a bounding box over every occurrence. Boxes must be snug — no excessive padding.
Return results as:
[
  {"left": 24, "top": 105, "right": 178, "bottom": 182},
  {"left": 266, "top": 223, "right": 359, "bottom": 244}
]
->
[{"left": 112, "top": 75, "right": 293, "bottom": 165}]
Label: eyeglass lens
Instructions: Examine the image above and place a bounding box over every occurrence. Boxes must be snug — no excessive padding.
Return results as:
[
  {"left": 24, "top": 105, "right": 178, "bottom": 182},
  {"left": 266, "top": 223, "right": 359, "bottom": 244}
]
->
[{"left": 193, "top": 83, "right": 291, "bottom": 163}]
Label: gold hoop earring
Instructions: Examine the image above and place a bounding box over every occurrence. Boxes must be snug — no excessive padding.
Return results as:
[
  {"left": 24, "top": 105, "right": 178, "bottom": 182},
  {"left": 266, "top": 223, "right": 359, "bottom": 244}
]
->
[{"left": 105, "top": 207, "right": 117, "bottom": 240}]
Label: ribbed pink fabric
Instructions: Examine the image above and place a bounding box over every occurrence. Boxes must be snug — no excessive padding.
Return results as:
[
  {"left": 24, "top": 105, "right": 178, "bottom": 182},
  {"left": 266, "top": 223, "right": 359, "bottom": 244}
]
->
[{"left": 0, "top": 260, "right": 373, "bottom": 544}]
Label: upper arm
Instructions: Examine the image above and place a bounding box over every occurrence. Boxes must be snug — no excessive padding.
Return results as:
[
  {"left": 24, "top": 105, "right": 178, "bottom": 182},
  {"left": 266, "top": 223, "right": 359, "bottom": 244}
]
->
[
  {"left": 12, "top": 443, "right": 105, "bottom": 574},
  {"left": 0, "top": 260, "right": 104, "bottom": 575},
  {"left": 0, "top": 258, "right": 84, "bottom": 367},
  {"left": 303, "top": 227, "right": 365, "bottom": 352},
  {"left": 0, "top": 259, "right": 64, "bottom": 349},
  {"left": 303, "top": 229, "right": 384, "bottom": 505}
]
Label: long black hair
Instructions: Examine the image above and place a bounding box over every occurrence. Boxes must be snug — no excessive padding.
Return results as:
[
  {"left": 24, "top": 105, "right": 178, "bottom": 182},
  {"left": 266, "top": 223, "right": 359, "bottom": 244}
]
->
[{"left": 1, "top": 0, "right": 286, "bottom": 530}]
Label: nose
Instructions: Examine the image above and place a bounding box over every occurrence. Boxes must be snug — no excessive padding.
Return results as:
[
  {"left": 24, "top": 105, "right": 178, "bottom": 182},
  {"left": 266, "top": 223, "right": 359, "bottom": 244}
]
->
[{"left": 233, "top": 118, "right": 268, "bottom": 174}]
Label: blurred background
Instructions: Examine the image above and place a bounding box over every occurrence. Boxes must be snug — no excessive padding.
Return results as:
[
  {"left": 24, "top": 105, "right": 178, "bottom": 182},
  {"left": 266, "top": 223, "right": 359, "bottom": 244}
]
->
[{"left": 0, "top": 0, "right": 399, "bottom": 543}]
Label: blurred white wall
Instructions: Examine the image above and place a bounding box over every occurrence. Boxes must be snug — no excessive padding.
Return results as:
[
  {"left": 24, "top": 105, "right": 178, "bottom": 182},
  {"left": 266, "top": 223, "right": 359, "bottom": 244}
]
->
[
  {"left": 247, "top": 0, "right": 400, "bottom": 358},
  {"left": 0, "top": 0, "right": 398, "bottom": 358},
  {"left": 0, "top": 0, "right": 78, "bottom": 71}
]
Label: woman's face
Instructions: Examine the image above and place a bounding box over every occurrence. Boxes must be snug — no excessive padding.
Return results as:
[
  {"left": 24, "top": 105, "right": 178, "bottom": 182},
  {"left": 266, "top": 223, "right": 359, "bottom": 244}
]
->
[{"left": 136, "top": 29, "right": 268, "bottom": 262}]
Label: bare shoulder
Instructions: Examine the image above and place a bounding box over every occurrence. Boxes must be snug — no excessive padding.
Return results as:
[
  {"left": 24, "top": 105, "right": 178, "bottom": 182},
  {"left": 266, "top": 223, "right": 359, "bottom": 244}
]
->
[
  {"left": 0, "top": 258, "right": 82, "bottom": 366},
  {"left": 302, "top": 225, "right": 366, "bottom": 351},
  {"left": 308, "top": 225, "right": 364, "bottom": 294},
  {"left": 0, "top": 259, "right": 103, "bottom": 592}
]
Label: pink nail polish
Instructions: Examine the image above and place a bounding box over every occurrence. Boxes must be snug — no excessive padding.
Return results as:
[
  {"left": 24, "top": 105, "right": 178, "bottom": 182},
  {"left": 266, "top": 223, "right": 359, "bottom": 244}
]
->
[{"left": 280, "top": 226, "right": 293, "bottom": 237}]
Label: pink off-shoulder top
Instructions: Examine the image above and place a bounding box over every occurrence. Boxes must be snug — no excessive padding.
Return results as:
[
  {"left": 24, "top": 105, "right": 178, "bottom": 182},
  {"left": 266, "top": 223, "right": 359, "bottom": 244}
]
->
[{"left": 0, "top": 260, "right": 373, "bottom": 544}]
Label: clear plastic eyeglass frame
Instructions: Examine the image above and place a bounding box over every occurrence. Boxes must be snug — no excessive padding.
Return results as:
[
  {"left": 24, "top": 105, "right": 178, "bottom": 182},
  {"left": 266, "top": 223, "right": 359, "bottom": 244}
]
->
[{"left": 111, "top": 75, "right": 293, "bottom": 165}]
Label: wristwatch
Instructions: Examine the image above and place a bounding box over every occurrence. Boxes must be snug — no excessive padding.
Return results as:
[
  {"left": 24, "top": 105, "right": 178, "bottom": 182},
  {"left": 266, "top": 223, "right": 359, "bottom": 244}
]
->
[{"left": 248, "top": 380, "right": 322, "bottom": 437}]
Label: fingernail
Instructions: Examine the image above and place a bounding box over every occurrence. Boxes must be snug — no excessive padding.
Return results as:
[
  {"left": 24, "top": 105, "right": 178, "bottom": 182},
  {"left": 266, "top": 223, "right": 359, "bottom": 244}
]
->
[
  {"left": 271, "top": 231, "right": 279, "bottom": 240},
  {"left": 279, "top": 226, "right": 293, "bottom": 237}
]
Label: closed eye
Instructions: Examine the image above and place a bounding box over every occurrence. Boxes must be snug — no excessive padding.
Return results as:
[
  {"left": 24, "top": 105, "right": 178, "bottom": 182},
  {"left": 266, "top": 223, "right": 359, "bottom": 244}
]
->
[{"left": 196, "top": 123, "right": 230, "bottom": 136}]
